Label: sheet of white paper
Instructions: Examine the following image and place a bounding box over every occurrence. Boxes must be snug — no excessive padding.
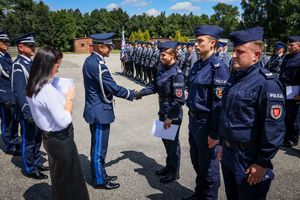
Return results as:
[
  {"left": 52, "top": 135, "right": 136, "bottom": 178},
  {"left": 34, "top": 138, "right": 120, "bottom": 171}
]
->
[
  {"left": 151, "top": 119, "right": 179, "bottom": 141},
  {"left": 286, "top": 86, "right": 300, "bottom": 99},
  {"left": 52, "top": 77, "right": 74, "bottom": 96}
]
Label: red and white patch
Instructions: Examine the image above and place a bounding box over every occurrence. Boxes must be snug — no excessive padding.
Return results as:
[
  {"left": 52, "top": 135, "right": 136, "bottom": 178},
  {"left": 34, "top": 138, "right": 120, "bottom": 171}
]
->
[
  {"left": 175, "top": 89, "right": 183, "bottom": 98},
  {"left": 215, "top": 87, "right": 223, "bottom": 99},
  {"left": 270, "top": 105, "right": 282, "bottom": 120}
]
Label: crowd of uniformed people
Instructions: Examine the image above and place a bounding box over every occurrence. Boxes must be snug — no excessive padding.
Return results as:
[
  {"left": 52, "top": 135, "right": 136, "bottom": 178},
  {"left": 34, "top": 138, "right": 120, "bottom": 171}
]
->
[{"left": 0, "top": 23, "right": 299, "bottom": 200}]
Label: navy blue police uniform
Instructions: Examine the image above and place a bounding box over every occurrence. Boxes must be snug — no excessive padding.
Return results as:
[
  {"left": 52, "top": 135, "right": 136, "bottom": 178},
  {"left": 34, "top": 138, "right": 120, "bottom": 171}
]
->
[
  {"left": 148, "top": 43, "right": 160, "bottom": 82},
  {"left": 279, "top": 36, "right": 300, "bottom": 147},
  {"left": 0, "top": 32, "right": 20, "bottom": 154},
  {"left": 82, "top": 33, "right": 136, "bottom": 189},
  {"left": 216, "top": 41, "right": 231, "bottom": 68},
  {"left": 185, "top": 25, "right": 230, "bottom": 200},
  {"left": 11, "top": 32, "right": 44, "bottom": 177},
  {"left": 266, "top": 41, "right": 286, "bottom": 76},
  {"left": 219, "top": 27, "right": 285, "bottom": 200},
  {"left": 139, "top": 41, "right": 185, "bottom": 183}
]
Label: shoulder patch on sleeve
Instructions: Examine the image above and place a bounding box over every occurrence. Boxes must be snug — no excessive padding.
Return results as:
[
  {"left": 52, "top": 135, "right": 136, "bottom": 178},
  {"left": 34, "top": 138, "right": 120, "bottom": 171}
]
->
[{"left": 270, "top": 104, "right": 283, "bottom": 120}]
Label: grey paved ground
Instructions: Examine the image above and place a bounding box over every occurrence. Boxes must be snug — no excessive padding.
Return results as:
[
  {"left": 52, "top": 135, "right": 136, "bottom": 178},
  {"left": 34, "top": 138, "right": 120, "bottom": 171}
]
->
[{"left": 0, "top": 54, "right": 299, "bottom": 200}]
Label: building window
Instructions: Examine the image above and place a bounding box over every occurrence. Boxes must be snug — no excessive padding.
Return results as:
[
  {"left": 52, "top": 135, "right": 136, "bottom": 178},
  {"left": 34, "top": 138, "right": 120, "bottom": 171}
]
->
[{"left": 81, "top": 43, "right": 85, "bottom": 47}]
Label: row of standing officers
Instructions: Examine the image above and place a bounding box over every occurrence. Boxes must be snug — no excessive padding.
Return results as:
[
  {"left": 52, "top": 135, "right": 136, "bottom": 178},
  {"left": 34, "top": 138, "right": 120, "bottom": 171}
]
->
[{"left": 0, "top": 25, "right": 299, "bottom": 200}]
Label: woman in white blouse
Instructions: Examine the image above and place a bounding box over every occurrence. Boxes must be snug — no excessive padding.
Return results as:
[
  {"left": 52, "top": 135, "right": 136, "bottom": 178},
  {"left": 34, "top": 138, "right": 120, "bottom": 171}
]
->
[{"left": 26, "top": 47, "right": 89, "bottom": 200}]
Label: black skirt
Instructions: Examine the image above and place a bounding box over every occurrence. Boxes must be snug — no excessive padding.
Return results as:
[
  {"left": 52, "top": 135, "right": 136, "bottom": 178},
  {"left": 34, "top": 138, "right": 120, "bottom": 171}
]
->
[{"left": 42, "top": 124, "right": 90, "bottom": 200}]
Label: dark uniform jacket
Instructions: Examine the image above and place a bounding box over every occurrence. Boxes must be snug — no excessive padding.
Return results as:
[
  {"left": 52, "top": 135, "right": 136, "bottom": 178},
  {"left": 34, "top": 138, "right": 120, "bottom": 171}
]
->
[
  {"left": 0, "top": 51, "right": 15, "bottom": 103},
  {"left": 149, "top": 48, "right": 160, "bottom": 68},
  {"left": 140, "top": 63, "right": 185, "bottom": 123},
  {"left": 11, "top": 55, "right": 32, "bottom": 119},
  {"left": 219, "top": 63, "right": 285, "bottom": 169},
  {"left": 280, "top": 51, "right": 300, "bottom": 87},
  {"left": 82, "top": 52, "right": 135, "bottom": 124},
  {"left": 186, "top": 54, "right": 230, "bottom": 139}
]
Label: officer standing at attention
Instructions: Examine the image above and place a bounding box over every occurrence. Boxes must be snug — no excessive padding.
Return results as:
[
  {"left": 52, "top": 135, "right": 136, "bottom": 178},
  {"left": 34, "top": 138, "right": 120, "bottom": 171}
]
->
[
  {"left": 219, "top": 27, "right": 285, "bottom": 200},
  {"left": 266, "top": 41, "right": 286, "bottom": 76},
  {"left": 148, "top": 42, "right": 160, "bottom": 82},
  {"left": 11, "top": 32, "right": 48, "bottom": 179},
  {"left": 183, "top": 25, "right": 230, "bottom": 200},
  {"left": 82, "top": 32, "right": 137, "bottom": 190},
  {"left": 279, "top": 36, "right": 300, "bottom": 147},
  {"left": 136, "top": 41, "right": 185, "bottom": 183},
  {"left": 0, "top": 31, "right": 20, "bottom": 155},
  {"left": 216, "top": 41, "right": 231, "bottom": 68}
]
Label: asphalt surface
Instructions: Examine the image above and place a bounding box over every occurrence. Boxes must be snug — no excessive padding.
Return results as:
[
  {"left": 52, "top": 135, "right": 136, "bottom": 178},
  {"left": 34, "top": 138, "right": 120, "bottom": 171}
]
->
[{"left": 0, "top": 54, "right": 299, "bottom": 200}]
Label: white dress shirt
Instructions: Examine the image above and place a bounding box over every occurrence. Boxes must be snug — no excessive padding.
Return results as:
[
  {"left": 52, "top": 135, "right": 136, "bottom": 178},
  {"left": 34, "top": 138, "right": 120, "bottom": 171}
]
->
[{"left": 27, "top": 82, "right": 72, "bottom": 132}]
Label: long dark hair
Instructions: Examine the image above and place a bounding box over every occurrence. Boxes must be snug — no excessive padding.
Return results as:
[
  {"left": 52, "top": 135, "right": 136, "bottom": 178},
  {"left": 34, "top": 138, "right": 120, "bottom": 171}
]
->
[{"left": 26, "top": 47, "right": 63, "bottom": 97}]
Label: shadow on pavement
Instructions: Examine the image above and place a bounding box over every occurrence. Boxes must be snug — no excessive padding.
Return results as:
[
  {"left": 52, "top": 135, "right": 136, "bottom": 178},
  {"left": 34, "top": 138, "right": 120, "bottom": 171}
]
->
[
  {"left": 78, "top": 154, "right": 93, "bottom": 186},
  {"left": 23, "top": 182, "right": 53, "bottom": 200},
  {"left": 114, "top": 150, "right": 193, "bottom": 200}
]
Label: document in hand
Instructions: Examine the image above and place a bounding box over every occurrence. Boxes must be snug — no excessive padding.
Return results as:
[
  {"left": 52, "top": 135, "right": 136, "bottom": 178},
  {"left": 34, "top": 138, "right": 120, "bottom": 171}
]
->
[
  {"left": 52, "top": 77, "right": 74, "bottom": 96},
  {"left": 151, "top": 119, "right": 179, "bottom": 141},
  {"left": 286, "top": 86, "right": 300, "bottom": 99}
]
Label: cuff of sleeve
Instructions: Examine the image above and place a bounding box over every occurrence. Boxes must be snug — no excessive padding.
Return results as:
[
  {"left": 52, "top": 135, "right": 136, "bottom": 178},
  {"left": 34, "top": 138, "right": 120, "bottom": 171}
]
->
[
  {"left": 64, "top": 110, "right": 73, "bottom": 125},
  {"left": 256, "top": 157, "right": 273, "bottom": 169}
]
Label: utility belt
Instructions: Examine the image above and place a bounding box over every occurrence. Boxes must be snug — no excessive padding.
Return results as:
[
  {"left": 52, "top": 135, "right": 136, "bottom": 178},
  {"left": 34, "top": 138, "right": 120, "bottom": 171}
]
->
[
  {"left": 188, "top": 110, "right": 210, "bottom": 119},
  {"left": 222, "top": 137, "right": 256, "bottom": 150},
  {"left": 159, "top": 97, "right": 171, "bottom": 102}
]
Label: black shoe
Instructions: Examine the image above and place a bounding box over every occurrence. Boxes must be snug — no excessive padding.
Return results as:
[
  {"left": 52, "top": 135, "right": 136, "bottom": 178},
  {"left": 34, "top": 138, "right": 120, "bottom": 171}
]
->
[
  {"left": 38, "top": 165, "right": 50, "bottom": 171},
  {"left": 93, "top": 181, "right": 120, "bottom": 190},
  {"left": 284, "top": 140, "right": 298, "bottom": 148},
  {"left": 182, "top": 193, "right": 199, "bottom": 200},
  {"left": 106, "top": 175, "right": 118, "bottom": 181},
  {"left": 27, "top": 171, "right": 48, "bottom": 180},
  {"left": 160, "top": 174, "right": 178, "bottom": 183},
  {"left": 155, "top": 167, "right": 169, "bottom": 176}
]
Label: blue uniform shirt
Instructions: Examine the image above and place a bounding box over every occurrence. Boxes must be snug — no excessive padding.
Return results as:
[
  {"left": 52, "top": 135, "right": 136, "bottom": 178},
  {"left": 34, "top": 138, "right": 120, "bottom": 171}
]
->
[
  {"left": 0, "top": 51, "right": 15, "bottom": 103},
  {"left": 219, "top": 63, "right": 285, "bottom": 169},
  {"left": 82, "top": 51, "right": 135, "bottom": 124},
  {"left": 140, "top": 62, "right": 185, "bottom": 122},
  {"left": 11, "top": 55, "right": 32, "bottom": 119},
  {"left": 186, "top": 54, "right": 230, "bottom": 139}
]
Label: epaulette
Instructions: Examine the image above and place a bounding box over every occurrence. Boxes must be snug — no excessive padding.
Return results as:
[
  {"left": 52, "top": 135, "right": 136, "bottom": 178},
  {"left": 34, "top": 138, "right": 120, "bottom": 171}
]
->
[{"left": 259, "top": 67, "right": 274, "bottom": 79}]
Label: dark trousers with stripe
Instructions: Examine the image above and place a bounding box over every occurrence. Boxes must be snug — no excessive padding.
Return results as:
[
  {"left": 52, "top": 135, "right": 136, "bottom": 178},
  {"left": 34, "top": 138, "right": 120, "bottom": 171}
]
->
[
  {"left": 188, "top": 114, "right": 220, "bottom": 200},
  {"left": 0, "top": 102, "right": 20, "bottom": 152},
  {"left": 20, "top": 118, "right": 43, "bottom": 175},
  {"left": 90, "top": 123, "right": 110, "bottom": 185},
  {"left": 42, "top": 124, "right": 90, "bottom": 200}
]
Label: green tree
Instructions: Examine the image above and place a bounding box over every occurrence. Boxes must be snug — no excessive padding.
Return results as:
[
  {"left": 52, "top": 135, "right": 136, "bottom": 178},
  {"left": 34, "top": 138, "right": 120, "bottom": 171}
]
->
[
  {"left": 210, "top": 3, "right": 240, "bottom": 36},
  {"left": 174, "top": 31, "right": 182, "bottom": 41},
  {"left": 49, "top": 10, "right": 77, "bottom": 51},
  {"left": 144, "top": 30, "right": 150, "bottom": 41}
]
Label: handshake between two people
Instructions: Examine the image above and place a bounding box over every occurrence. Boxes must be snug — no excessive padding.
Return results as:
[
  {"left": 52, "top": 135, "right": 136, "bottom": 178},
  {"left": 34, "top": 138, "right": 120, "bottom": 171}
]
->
[{"left": 133, "top": 90, "right": 143, "bottom": 100}]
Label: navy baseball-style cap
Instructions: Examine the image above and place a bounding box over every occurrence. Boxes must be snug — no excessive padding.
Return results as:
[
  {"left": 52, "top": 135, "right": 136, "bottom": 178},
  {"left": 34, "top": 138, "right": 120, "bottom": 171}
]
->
[
  {"left": 194, "top": 25, "right": 224, "bottom": 39},
  {"left": 288, "top": 36, "right": 300, "bottom": 43},
  {"left": 90, "top": 32, "right": 115, "bottom": 47},
  {"left": 157, "top": 41, "right": 178, "bottom": 51},
  {"left": 229, "top": 27, "right": 264, "bottom": 47},
  {"left": 217, "top": 41, "right": 226, "bottom": 47},
  {"left": 0, "top": 31, "right": 9, "bottom": 41},
  {"left": 14, "top": 32, "right": 35, "bottom": 45},
  {"left": 187, "top": 42, "right": 195, "bottom": 47},
  {"left": 275, "top": 41, "right": 286, "bottom": 49}
]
